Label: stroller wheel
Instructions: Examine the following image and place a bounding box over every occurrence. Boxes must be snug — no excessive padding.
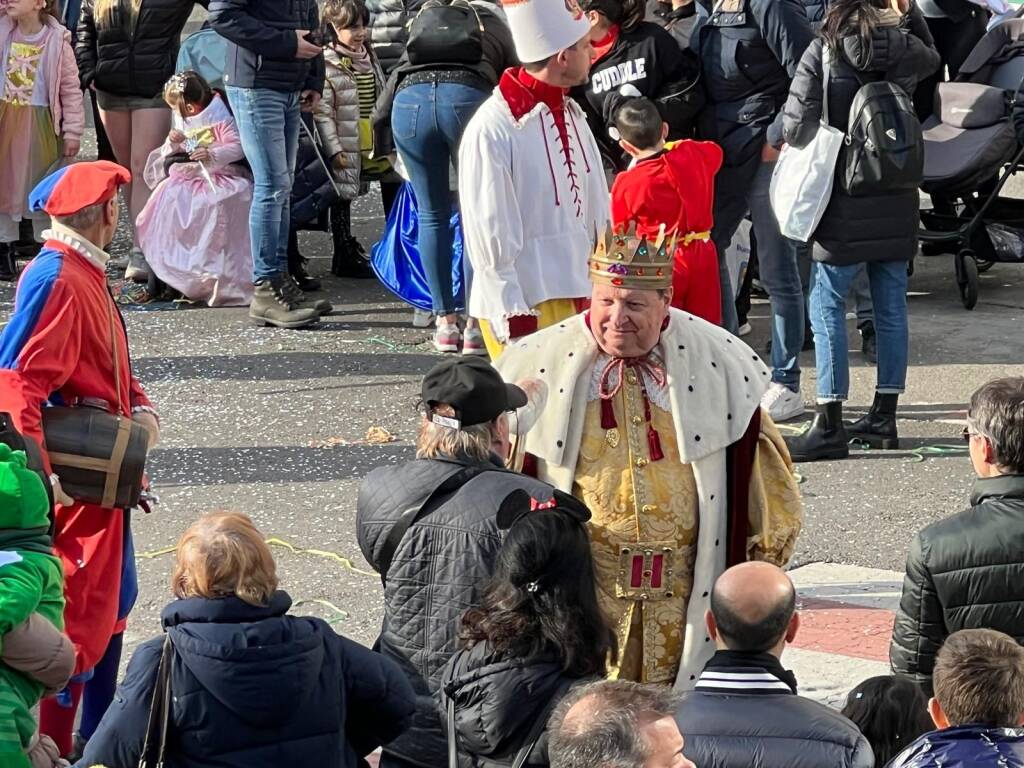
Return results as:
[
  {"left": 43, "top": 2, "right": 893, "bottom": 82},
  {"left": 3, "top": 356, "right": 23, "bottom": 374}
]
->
[
  {"left": 146, "top": 269, "right": 163, "bottom": 300},
  {"left": 976, "top": 259, "right": 996, "bottom": 273},
  {"left": 956, "top": 250, "right": 979, "bottom": 310}
]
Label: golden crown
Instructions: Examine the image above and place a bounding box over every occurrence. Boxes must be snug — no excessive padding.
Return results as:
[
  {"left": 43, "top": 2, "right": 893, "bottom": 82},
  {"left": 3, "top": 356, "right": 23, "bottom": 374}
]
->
[{"left": 589, "top": 223, "right": 676, "bottom": 290}]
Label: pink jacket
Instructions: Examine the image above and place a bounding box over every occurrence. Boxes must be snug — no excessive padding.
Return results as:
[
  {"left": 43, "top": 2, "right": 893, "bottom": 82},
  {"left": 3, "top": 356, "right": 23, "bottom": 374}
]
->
[{"left": 0, "top": 14, "right": 85, "bottom": 140}]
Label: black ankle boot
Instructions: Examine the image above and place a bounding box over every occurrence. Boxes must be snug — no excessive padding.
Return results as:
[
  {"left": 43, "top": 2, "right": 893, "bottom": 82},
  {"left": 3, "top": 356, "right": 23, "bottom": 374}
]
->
[
  {"left": 0, "top": 243, "right": 15, "bottom": 281},
  {"left": 785, "top": 402, "right": 849, "bottom": 462},
  {"left": 330, "top": 201, "right": 373, "bottom": 278},
  {"left": 860, "top": 321, "right": 877, "bottom": 365},
  {"left": 287, "top": 231, "right": 322, "bottom": 292},
  {"left": 846, "top": 392, "right": 899, "bottom": 449}
]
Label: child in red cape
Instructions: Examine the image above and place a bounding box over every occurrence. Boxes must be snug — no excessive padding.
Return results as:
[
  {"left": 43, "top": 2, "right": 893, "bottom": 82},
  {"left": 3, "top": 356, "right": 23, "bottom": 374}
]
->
[{"left": 610, "top": 97, "right": 723, "bottom": 324}]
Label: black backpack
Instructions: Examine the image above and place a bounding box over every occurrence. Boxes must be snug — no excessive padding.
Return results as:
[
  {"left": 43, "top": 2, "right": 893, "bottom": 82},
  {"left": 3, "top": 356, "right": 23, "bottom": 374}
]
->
[
  {"left": 406, "top": 0, "right": 485, "bottom": 67},
  {"left": 840, "top": 79, "right": 923, "bottom": 196}
]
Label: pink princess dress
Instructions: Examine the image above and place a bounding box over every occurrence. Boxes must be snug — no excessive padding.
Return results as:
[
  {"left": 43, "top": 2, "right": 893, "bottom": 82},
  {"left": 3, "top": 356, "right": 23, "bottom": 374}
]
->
[{"left": 136, "top": 92, "right": 253, "bottom": 306}]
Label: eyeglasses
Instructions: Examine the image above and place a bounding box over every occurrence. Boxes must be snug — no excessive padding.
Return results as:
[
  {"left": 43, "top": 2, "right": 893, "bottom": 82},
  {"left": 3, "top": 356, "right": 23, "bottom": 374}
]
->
[{"left": 961, "top": 426, "right": 986, "bottom": 444}]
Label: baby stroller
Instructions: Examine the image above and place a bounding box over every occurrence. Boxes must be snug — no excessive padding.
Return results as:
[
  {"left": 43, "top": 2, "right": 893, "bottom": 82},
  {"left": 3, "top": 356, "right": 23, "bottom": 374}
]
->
[{"left": 918, "top": 16, "right": 1024, "bottom": 309}]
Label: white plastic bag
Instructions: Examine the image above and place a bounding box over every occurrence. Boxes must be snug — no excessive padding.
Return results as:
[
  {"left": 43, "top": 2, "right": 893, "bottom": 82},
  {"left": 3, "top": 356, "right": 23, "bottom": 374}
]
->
[
  {"left": 770, "top": 53, "right": 843, "bottom": 243},
  {"left": 724, "top": 219, "right": 751, "bottom": 299}
]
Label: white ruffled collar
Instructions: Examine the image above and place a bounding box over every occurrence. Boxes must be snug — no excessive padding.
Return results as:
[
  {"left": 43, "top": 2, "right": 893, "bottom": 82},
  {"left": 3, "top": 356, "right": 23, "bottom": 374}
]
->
[{"left": 42, "top": 222, "right": 111, "bottom": 272}]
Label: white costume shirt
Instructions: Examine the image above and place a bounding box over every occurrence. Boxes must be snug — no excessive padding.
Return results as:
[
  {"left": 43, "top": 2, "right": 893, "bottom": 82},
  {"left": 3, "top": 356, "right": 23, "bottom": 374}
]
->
[{"left": 458, "top": 82, "right": 610, "bottom": 340}]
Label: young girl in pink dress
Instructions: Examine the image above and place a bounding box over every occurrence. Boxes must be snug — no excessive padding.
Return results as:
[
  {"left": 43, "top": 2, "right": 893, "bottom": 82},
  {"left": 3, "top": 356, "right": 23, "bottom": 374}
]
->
[
  {"left": 0, "top": 0, "right": 83, "bottom": 279},
  {"left": 136, "top": 71, "right": 253, "bottom": 306}
]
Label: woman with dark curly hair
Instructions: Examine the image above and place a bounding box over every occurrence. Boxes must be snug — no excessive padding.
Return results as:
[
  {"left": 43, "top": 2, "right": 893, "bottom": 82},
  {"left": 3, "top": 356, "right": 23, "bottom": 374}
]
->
[{"left": 440, "top": 490, "right": 615, "bottom": 768}]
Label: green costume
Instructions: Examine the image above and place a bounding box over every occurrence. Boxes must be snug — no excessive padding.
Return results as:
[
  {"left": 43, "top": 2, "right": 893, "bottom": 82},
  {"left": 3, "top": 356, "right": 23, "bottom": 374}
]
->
[{"left": 0, "top": 444, "right": 65, "bottom": 768}]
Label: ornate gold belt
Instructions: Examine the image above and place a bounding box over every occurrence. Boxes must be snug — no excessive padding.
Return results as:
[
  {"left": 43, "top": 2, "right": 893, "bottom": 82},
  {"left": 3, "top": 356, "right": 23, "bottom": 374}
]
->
[{"left": 614, "top": 541, "right": 694, "bottom": 601}]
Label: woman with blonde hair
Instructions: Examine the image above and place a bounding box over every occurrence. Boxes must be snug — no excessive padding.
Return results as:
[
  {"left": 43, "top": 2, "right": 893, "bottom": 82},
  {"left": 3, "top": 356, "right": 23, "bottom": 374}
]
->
[
  {"left": 74, "top": 0, "right": 200, "bottom": 281},
  {"left": 78, "top": 512, "right": 415, "bottom": 767}
]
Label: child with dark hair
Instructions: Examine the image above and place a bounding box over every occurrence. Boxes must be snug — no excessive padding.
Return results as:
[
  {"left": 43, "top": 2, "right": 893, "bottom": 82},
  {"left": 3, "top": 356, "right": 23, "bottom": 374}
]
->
[
  {"left": 134, "top": 71, "right": 254, "bottom": 307},
  {"left": 440, "top": 490, "right": 615, "bottom": 768},
  {"left": 841, "top": 676, "right": 933, "bottom": 766},
  {"left": 314, "top": 0, "right": 396, "bottom": 279},
  {"left": 610, "top": 97, "right": 723, "bottom": 324}
]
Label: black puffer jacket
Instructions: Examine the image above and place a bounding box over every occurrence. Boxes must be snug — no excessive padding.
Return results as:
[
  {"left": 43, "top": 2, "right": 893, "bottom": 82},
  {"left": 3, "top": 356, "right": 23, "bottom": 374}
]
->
[
  {"left": 676, "top": 651, "right": 874, "bottom": 768},
  {"left": 290, "top": 113, "right": 338, "bottom": 230},
  {"left": 572, "top": 22, "right": 686, "bottom": 169},
  {"left": 696, "top": 0, "right": 813, "bottom": 165},
  {"left": 366, "top": 0, "right": 426, "bottom": 74},
  {"left": 440, "top": 643, "right": 580, "bottom": 768},
  {"left": 891, "top": 474, "right": 1024, "bottom": 697},
  {"left": 781, "top": 14, "right": 939, "bottom": 266},
  {"left": 75, "top": 0, "right": 202, "bottom": 97},
  {"left": 209, "top": 0, "right": 325, "bottom": 93},
  {"left": 357, "top": 457, "right": 556, "bottom": 768}
]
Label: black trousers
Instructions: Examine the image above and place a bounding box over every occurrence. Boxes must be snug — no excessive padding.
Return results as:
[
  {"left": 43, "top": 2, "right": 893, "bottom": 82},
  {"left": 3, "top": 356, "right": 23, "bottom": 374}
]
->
[{"left": 912, "top": 11, "right": 988, "bottom": 120}]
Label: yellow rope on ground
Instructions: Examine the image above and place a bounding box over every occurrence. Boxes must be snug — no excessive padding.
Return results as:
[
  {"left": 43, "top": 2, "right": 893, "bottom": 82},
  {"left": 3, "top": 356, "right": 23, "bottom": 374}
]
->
[
  {"left": 135, "top": 536, "right": 377, "bottom": 578},
  {"left": 263, "top": 537, "right": 377, "bottom": 578},
  {"left": 292, "top": 598, "right": 350, "bottom": 624}
]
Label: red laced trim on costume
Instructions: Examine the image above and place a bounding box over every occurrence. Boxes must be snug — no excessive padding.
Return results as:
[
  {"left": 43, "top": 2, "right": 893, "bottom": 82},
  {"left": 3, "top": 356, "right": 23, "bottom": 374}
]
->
[{"left": 548, "top": 110, "right": 583, "bottom": 218}]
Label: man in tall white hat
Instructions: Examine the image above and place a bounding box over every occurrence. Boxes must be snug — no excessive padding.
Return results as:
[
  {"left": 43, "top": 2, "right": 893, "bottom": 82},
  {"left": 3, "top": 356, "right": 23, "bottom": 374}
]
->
[{"left": 458, "top": 0, "right": 610, "bottom": 358}]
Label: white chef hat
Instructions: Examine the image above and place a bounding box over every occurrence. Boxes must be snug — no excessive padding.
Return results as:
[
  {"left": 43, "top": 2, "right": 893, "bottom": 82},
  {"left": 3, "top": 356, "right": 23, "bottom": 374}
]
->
[{"left": 502, "top": 0, "right": 591, "bottom": 64}]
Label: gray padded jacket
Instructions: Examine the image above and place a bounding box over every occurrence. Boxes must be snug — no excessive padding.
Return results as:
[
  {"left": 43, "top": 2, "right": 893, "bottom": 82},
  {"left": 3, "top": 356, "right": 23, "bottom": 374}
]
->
[{"left": 314, "top": 45, "right": 387, "bottom": 200}]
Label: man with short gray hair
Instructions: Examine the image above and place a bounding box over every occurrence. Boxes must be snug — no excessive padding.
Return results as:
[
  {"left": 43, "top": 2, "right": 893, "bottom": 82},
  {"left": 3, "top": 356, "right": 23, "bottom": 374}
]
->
[
  {"left": 548, "top": 680, "right": 695, "bottom": 768},
  {"left": 356, "top": 356, "right": 557, "bottom": 768},
  {"left": 891, "top": 376, "right": 1024, "bottom": 695}
]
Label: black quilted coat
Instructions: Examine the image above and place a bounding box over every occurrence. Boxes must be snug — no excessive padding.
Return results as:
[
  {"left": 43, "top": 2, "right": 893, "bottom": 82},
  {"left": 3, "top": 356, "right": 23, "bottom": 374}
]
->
[
  {"left": 356, "top": 456, "right": 557, "bottom": 768},
  {"left": 365, "top": 0, "right": 426, "bottom": 73},
  {"left": 780, "top": 14, "right": 939, "bottom": 266},
  {"left": 75, "top": 0, "right": 202, "bottom": 96},
  {"left": 891, "top": 474, "right": 1024, "bottom": 696}
]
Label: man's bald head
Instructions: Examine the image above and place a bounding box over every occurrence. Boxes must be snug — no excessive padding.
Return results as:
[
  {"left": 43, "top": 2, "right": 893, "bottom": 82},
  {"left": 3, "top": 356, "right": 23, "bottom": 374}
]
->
[{"left": 709, "top": 562, "right": 797, "bottom": 653}]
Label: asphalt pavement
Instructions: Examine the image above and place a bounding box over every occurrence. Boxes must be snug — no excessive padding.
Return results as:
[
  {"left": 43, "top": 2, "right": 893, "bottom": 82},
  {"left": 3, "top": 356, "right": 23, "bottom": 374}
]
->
[{"left": 1, "top": 125, "right": 1022, "bottom": 673}]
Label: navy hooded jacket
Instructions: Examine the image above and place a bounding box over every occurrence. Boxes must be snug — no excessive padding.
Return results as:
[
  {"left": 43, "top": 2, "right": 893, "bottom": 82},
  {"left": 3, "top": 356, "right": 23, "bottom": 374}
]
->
[
  {"left": 77, "top": 591, "right": 415, "bottom": 768},
  {"left": 886, "top": 725, "right": 1024, "bottom": 768}
]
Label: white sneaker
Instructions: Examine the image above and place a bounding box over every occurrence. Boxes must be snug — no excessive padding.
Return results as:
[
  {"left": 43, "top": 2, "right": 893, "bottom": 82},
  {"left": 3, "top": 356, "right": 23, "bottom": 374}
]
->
[
  {"left": 412, "top": 308, "right": 434, "bottom": 328},
  {"left": 761, "top": 382, "right": 805, "bottom": 422},
  {"left": 738, "top": 322, "right": 752, "bottom": 337},
  {"left": 433, "top": 323, "right": 461, "bottom": 353}
]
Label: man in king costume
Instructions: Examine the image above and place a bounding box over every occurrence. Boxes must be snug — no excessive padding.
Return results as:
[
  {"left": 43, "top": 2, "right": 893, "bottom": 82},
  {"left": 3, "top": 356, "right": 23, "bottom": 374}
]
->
[
  {"left": 495, "top": 226, "right": 803, "bottom": 688},
  {"left": 458, "top": 0, "right": 610, "bottom": 358}
]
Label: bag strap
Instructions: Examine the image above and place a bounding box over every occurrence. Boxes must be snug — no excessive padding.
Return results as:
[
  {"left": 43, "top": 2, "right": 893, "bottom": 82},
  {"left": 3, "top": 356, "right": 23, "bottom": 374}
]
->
[
  {"left": 138, "top": 636, "right": 174, "bottom": 768},
  {"left": 377, "top": 464, "right": 493, "bottom": 587},
  {"left": 447, "top": 696, "right": 460, "bottom": 768},
  {"left": 510, "top": 678, "right": 574, "bottom": 768},
  {"left": 821, "top": 46, "right": 832, "bottom": 129}
]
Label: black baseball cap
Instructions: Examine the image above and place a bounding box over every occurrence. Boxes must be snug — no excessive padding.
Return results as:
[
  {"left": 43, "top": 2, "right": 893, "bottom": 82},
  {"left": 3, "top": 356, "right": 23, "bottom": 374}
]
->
[{"left": 421, "top": 357, "right": 528, "bottom": 428}]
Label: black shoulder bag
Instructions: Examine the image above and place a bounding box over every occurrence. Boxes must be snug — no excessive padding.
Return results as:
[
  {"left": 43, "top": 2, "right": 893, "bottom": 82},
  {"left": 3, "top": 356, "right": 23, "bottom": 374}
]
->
[
  {"left": 376, "top": 464, "right": 494, "bottom": 587},
  {"left": 138, "top": 636, "right": 174, "bottom": 768}
]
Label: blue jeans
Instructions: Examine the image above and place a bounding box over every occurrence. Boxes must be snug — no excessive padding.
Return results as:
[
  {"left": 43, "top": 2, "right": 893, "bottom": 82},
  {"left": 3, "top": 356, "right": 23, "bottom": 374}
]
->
[
  {"left": 392, "top": 82, "right": 488, "bottom": 315},
  {"left": 810, "top": 258, "right": 909, "bottom": 401},
  {"left": 226, "top": 86, "right": 300, "bottom": 282},
  {"left": 713, "top": 156, "right": 804, "bottom": 389}
]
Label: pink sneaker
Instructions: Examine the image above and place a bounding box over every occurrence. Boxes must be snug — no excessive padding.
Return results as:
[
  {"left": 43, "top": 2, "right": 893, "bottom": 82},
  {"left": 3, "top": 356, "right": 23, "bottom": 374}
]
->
[
  {"left": 461, "top": 327, "right": 488, "bottom": 356},
  {"left": 434, "top": 323, "right": 461, "bottom": 353}
]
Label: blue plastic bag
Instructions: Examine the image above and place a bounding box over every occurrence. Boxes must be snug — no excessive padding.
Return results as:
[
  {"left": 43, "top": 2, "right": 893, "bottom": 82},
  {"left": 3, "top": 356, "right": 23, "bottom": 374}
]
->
[{"left": 371, "top": 182, "right": 465, "bottom": 312}]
